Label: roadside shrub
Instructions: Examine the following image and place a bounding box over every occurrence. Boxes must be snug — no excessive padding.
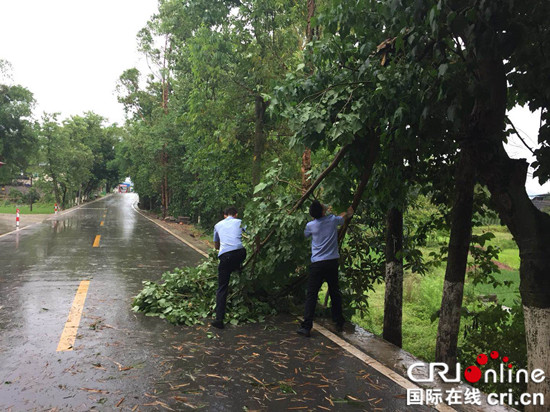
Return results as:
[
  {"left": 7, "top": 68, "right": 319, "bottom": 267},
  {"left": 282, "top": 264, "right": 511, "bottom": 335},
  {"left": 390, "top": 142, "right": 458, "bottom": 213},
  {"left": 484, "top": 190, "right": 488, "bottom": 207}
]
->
[
  {"left": 8, "top": 188, "right": 23, "bottom": 203},
  {"left": 459, "top": 303, "right": 527, "bottom": 404},
  {"left": 24, "top": 188, "right": 41, "bottom": 205}
]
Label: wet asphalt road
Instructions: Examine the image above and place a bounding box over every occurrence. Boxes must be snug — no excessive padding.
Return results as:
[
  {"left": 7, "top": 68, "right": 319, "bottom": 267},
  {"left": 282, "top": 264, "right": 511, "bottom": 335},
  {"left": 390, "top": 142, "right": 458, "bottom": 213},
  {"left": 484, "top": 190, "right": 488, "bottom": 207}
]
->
[{"left": 0, "top": 194, "right": 432, "bottom": 411}]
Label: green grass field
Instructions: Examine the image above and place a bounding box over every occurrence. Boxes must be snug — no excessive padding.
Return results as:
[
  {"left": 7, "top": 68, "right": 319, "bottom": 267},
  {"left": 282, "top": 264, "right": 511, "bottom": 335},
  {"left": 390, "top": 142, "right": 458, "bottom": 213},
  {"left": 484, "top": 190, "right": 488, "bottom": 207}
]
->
[
  {"left": 0, "top": 203, "right": 55, "bottom": 214},
  {"left": 321, "top": 225, "right": 522, "bottom": 362},
  {"left": 350, "top": 267, "right": 520, "bottom": 361}
]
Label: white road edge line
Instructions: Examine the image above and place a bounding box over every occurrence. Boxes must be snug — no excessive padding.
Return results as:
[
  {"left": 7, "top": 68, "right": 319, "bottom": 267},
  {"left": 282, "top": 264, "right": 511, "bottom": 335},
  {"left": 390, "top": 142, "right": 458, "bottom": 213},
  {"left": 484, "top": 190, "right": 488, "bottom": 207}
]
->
[
  {"left": 313, "top": 322, "right": 456, "bottom": 412},
  {"left": 131, "top": 202, "right": 209, "bottom": 258},
  {"left": 0, "top": 222, "right": 36, "bottom": 239}
]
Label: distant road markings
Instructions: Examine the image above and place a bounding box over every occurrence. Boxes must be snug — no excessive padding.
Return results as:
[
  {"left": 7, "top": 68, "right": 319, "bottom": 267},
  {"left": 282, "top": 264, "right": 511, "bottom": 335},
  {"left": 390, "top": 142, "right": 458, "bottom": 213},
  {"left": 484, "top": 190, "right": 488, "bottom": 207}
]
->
[
  {"left": 56, "top": 280, "right": 90, "bottom": 352},
  {"left": 93, "top": 235, "right": 101, "bottom": 247},
  {"left": 100, "top": 221, "right": 104, "bottom": 226}
]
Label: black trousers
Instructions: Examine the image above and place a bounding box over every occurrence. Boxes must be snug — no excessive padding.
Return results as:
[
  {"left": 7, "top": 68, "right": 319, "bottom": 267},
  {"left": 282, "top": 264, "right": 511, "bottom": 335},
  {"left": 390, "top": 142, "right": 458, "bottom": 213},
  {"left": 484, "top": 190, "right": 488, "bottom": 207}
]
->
[
  {"left": 215, "top": 248, "right": 246, "bottom": 321},
  {"left": 301, "top": 258, "right": 345, "bottom": 330}
]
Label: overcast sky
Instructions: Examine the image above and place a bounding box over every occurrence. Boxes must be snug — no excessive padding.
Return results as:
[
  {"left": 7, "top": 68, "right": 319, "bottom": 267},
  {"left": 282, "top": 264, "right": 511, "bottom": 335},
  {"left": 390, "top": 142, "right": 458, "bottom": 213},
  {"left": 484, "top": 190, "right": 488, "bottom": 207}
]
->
[
  {"left": 506, "top": 107, "right": 550, "bottom": 195},
  {"left": 1, "top": 1, "right": 548, "bottom": 195},
  {"left": 0, "top": 0, "right": 158, "bottom": 125}
]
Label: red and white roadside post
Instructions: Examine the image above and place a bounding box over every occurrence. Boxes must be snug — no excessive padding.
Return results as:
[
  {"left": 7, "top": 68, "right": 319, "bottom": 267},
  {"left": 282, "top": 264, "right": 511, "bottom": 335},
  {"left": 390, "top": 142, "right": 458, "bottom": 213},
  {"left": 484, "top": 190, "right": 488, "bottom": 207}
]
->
[
  {"left": 54, "top": 203, "right": 58, "bottom": 214},
  {"left": 16, "top": 208, "right": 20, "bottom": 230}
]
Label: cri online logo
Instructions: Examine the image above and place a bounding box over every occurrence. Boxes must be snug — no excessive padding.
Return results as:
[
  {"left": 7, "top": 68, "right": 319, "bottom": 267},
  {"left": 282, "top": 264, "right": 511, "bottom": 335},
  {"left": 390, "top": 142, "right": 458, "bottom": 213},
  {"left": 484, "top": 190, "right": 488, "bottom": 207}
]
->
[{"left": 407, "top": 351, "right": 546, "bottom": 385}]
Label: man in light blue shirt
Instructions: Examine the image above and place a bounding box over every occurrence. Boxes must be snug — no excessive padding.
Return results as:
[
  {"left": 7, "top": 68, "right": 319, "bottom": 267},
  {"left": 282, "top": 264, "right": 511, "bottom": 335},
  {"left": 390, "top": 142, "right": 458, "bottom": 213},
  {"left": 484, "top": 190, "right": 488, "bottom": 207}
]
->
[
  {"left": 211, "top": 206, "right": 246, "bottom": 329},
  {"left": 298, "top": 200, "right": 353, "bottom": 337}
]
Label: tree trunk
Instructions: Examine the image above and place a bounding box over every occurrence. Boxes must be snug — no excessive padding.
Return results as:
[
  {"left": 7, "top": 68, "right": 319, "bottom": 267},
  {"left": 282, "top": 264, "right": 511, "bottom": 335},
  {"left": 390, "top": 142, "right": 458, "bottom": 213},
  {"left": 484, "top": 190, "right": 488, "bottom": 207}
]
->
[
  {"left": 306, "top": 0, "right": 316, "bottom": 43},
  {"left": 51, "top": 173, "right": 61, "bottom": 207},
  {"left": 464, "top": 56, "right": 550, "bottom": 409},
  {"left": 300, "top": 0, "right": 316, "bottom": 193},
  {"left": 61, "top": 186, "right": 67, "bottom": 209},
  {"left": 160, "top": 150, "right": 169, "bottom": 218},
  {"left": 160, "top": 35, "right": 171, "bottom": 218},
  {"left": 435, "top": 151, "right": 475, "bottom": 371},
  {"left": 252, "top": 95, "right": 268, "bottom": 186},
  {"left": 301, "top": 148, "right": 312, "bottom": 193},
  {"left": 164, "top": 169, "right": 169, "bottom": 214},
  {"left": 383, "top": 207, "right": 403, "bottom": 348}
]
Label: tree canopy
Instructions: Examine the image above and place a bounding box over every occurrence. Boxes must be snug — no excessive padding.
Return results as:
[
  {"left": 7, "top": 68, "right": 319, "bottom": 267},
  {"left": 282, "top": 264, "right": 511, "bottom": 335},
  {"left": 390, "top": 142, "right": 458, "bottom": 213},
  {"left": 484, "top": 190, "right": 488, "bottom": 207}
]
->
[{"left": 126, "top": 1, "right": 549, "bottom": 407}]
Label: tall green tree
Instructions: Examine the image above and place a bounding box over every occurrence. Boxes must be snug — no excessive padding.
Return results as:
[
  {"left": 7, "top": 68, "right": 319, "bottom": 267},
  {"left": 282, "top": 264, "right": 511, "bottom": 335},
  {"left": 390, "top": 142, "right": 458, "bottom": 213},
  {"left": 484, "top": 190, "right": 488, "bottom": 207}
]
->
[
  {"left": 38, "top": 112, "right": 116, "bottom": 208},
  {"left": 118, "top": 0, "right": 306, "bottom": 226},
  {"left": 0, "top": 83, "right": 37, "bottom": 183},
  {"left": 385, "top": 1, "right": 550, "bottom": 404},
  {"left": 276, "top": 4, "right": 550, "bottom": 404}
]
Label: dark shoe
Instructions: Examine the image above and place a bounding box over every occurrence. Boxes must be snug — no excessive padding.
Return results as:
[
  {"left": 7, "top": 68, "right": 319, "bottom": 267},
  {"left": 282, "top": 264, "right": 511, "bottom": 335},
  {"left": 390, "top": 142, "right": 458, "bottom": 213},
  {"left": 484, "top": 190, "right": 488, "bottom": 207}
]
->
[
  {"left": 297, "top": 327, "right": 311, "bottom": 337},
  {"left": 211, "top": 320, "right": 224, "bottom": 329}
]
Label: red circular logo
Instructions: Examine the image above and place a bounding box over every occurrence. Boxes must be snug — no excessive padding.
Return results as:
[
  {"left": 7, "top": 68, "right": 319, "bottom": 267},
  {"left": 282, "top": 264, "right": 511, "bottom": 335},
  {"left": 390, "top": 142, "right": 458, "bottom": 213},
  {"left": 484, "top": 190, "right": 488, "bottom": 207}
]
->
[
  {"left": 464, "top": 365, "right": 482, "bottom": 383},
  {"left": 476, "top": 353, "right": 488, "bottom": 365},
  {"left": 490, "top": 351, "right": 499, "bottom": 359}
]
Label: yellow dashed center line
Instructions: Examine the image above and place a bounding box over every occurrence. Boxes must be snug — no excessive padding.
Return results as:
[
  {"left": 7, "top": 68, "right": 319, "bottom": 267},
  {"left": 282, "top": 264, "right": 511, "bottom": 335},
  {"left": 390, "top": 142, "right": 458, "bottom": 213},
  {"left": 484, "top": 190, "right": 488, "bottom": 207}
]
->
[
  {"left": 56, "top": 280, "right": 90, "bottom": 352},
  {"left": 100, "top": 221, "right": 104, "bottom": 226},
  {"left": 92, "top": 235, "right": 101, "bottom": 247}
]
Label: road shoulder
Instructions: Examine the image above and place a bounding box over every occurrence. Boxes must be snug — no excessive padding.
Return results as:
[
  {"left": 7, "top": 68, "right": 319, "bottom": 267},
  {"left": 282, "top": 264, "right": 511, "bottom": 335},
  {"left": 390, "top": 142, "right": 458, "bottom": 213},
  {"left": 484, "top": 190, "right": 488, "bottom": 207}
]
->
[{"left": 134, "top": 209, "right": 213, "bottom": 256}]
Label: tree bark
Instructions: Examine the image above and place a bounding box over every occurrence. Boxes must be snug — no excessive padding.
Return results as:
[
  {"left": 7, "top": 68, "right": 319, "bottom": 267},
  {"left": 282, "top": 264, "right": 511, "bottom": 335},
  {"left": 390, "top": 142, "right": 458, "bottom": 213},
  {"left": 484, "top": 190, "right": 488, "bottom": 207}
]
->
[
  {"left": 160, "top": 35, "right": 171, "bottom": 218},
  {"left": 435, "top": 151, "right": 475, "bottom": 371},
  {"left": 51, "top": 173, "right": 61, "bottom": 207},
  {"left": 160, "top": 150, "right": 169, "bottom": 218},
  {"left": 464, "top": 56, "right": 550, "bottom": 409},
  {"left": 252, "top": 95, "right": 268, "bottom": 186},
  {"left": 300, "top": 0, "right": 316, "bottom": 193},
  {"left": 291, "top": 144, "right": 351, "bottom": 214},
  {"left": 383, "top": 207, "right": 403, "bottom": 348},
  {"left": 301, "top": 148, "right": 312, "bottom": 193},
  {"left": 61, "top": 185, "right": 67, "bottom": 209},
  {"left": 306, "top": 0, "right": 316, "bottom": 43}
]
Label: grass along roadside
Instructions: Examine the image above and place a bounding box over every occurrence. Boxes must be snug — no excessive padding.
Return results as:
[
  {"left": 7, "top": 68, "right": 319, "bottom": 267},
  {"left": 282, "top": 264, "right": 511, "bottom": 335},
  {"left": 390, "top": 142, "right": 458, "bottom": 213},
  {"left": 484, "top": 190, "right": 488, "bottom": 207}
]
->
[
  {"left": 0, "top": 203, "right": 55, "bottom": 214},
  {"left": 318, "top": 225, "right": 521, "bottom": 362},
  {"left": 349, "top": 268, "right": 520, "bottom": 362}
]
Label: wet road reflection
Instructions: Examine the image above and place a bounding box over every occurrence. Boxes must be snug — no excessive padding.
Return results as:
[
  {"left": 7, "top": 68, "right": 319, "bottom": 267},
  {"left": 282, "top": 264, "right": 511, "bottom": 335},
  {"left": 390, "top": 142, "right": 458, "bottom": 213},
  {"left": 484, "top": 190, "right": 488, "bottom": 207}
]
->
[
  {"left": 0, "top": 194, "right": 431, "bottom": 411},
  {"left": 0, "top": 194, "right": 204, "bottom": 410}
]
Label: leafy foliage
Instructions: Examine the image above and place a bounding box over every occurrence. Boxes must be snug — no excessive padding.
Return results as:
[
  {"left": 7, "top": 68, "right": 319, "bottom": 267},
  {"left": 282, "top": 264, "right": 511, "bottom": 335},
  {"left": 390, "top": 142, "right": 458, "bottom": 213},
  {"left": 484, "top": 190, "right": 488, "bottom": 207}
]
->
[
  {"left": 132, "top": 251, "right": 275, "bottom": 325},
  {"left": 459, "top": 303, "right": 527, "bottom": 401},
  {"left": 126, "top": 0, "right": 550, "bottom": 386},
  {"left": 0, "top": 83, "right": 37, "bottom": 183},
  {"left": 37, "top": 112, "right": 120, "bottom": 208}
]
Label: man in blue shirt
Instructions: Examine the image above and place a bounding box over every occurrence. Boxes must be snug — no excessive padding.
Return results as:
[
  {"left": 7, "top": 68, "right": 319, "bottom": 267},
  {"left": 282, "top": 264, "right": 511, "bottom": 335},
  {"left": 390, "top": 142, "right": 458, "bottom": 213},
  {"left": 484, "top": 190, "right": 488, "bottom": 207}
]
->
[
  {"left": 212, "top": 206, "right": 246, "bottom": 329},
  {"left": 297, "top": 200, "right": 353, "bottom": 337}
]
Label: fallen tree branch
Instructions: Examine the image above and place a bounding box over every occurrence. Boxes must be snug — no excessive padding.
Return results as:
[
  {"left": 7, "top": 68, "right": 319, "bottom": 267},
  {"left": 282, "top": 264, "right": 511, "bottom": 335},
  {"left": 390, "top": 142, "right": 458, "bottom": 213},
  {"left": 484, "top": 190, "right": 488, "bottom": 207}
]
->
[
  {"left": 290, "top": 143, "right": 352, "bottom": 214},
  {"left": 243, "top": 144, "right": 352, "bottom": 269}
]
